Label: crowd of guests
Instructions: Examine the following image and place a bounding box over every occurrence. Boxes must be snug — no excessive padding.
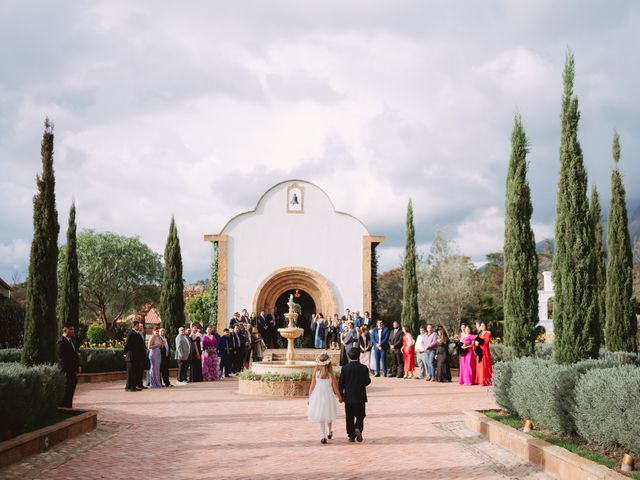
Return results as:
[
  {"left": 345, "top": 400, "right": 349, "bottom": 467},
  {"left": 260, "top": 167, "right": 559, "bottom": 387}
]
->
[{"left": 120, "top": 306, "right": 493, "bottom": 392}]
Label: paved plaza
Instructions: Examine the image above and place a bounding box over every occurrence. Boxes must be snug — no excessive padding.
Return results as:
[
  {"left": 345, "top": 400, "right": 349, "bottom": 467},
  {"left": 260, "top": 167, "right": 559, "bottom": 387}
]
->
[{"left": 1, "top": 376, "right": 551, "bottom": 480}]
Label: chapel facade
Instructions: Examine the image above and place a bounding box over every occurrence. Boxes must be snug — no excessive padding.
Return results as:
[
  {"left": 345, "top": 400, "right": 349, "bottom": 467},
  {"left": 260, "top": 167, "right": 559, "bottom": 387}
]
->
[{"left": 204, "top": 180, "right": 383, "bottom": 327}]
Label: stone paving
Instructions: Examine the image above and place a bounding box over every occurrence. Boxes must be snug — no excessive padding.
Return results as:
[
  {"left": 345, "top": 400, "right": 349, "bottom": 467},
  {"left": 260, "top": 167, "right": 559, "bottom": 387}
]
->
[{"left": 1, "top": 375, "right": 551, "bottom": 480}]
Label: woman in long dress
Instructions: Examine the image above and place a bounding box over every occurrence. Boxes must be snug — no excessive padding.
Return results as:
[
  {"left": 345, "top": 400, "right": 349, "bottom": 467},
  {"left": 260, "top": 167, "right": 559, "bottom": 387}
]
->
[
  {"left": 475, "top": 321, "right": 492, "bottom": 386},
  {"left": 458, "top": 325, "right": 476, "bottom": 385},
  {"left": 314, "top": 314, "right": 327, "bottom": 349},
  {"left": 190, "top": 327, "right": 203, "bottom": 382},
  {"left": 307, "top": 353, "right": 343, "bottom": 444},
  {"left": 202, "top": 326, "right": 221, "bottom": 381},
  {"left": 358, "top": 326, "right": 371, "bottom": 369},
  {"left": 401, "top": 326, "right": 415, "bottom": 379},
  {"left": 328, "top": 315, "right": 339, "bottom": 350},
  {"left": 147, "top": 327, "right": 163, "bottom": 388},
  {"left": 434, "top": 327, "right": 451, "bottom": 382}
]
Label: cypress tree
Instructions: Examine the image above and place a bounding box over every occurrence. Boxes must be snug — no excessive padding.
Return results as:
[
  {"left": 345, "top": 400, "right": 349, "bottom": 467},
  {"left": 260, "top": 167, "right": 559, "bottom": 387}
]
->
[
  {"left": 209, "top": 242, "right": 218, "bottom": 326},
  {"left": 589, "top": 186, "right": 606, "bottom": 345},
  {"left": 401, "top": 199, "right": 419, "bottom": 333},
  {"left": 59, "top": 202, "right": 79, "bottom": 333},
  {"left": 604, "top": 132, "right": 637, "bottom": 352},
  {"left": 502, "top": 114, "right": 538, "bottom": 357},
  {"left": 159, "top": 217, "right": 186, "bottom": 339},
  {"left": 22, "top": 118, "right": 60, "bottom": 366},
  {"left": 552, "top": 52, "right": 599, "bottom": 364}
]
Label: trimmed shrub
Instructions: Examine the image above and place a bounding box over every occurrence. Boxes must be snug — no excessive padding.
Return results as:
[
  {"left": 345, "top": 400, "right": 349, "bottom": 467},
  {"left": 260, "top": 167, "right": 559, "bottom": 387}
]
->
[
  {"left": 492, "top": 361, "right": 514, "bottom": 413},
  {"left": 489, "top": 344, "right": 514, "bottom": 364},
  {"left": 534, "top": 342, "right": 554, "bottom": 359},
  {"left": 0, "top": 348, "right": 21, "bottom": 363},
  {"left": 0, "top": 362, "right": 65, "bottom": 437},
  {"left": 80, "top": 348, "right": 126, "bottom": 373},
  {"left": 86, "top": 323, "right": 109, "bottom": 346},
  {"left": 598, "top": 349, "right": 640, "bottom": 365},
  {"left": 574, "top": 365, "right": 640, "bottom": 456},
  {"left": 0, "top": 298, "right": 25, "bottom": 348}
]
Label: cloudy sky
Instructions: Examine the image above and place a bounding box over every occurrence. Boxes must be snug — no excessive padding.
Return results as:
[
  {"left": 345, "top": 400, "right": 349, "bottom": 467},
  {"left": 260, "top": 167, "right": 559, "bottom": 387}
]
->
[{"left": 1, "top": 1, "right": 639, "bottom": 282}]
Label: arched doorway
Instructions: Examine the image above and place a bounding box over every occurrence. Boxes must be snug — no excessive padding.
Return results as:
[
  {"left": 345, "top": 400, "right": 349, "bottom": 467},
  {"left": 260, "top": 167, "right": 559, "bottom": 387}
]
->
[{"left": 253, "top": 267, "right": 338, "bottom": 324}]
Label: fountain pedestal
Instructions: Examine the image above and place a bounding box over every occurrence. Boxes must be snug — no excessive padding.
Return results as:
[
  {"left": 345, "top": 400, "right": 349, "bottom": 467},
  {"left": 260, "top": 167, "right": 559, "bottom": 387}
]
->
[{"left": 277, "top": 296, "right": 304, "bottom": 365}]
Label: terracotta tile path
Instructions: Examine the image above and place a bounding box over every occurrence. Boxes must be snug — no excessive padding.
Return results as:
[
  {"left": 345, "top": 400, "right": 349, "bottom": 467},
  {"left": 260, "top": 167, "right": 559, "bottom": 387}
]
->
[{"left": 1, "top": 375, "right": 551, "bottom": 480}]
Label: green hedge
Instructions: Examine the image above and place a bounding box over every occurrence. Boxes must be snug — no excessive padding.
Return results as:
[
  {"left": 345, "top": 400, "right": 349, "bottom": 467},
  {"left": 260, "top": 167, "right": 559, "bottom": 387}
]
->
[
  {"left": 0, "top": 297, "right": 25, "bottom": 348},
  {"left": 79, "top": 348, "right": 126, "bottom": 373},
  {"left": 574, "top": 365, "right": 640, "bottom": 456},
  {"left": 489, "top": 344, "right": 514, "bottom": 364},
  {"left": 494, "top": 357, "right": 632, "bottom": 435},
  {"left": 0, "top": 362, "right": 65, "bottom": 437},
  {"left": 0, "top": 348, "right": 21, "bottom": 363}
]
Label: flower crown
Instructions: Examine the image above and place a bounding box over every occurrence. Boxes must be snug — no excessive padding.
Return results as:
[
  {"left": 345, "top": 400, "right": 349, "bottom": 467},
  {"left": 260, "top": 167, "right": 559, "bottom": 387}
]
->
[{"left": 315, "top": 354, "right": 332, "bottom": 366}]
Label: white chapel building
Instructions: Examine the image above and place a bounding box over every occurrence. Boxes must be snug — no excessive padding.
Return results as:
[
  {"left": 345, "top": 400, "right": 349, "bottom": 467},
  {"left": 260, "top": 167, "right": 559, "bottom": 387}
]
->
[{"left": 204, "top": 180, "right": 384, "bottom": 326}]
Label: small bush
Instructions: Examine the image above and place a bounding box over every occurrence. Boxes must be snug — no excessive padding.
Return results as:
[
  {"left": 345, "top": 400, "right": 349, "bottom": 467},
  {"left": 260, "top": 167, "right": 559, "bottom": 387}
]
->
[
  {"left": 86, "top": 323, "right": 109, "bottom": 346},
  {"left": 534, "top": 342, "right": 554, "bottom": 359},
  {"left": 574, "top": 365, "right": 640, "bottom": 456},
  {"left": 598, "top": 350, "right": 640, "bottom": 366},
  {"left": 489, "top": 344, "right": 514, "bottom": 364},
  {"left": 492, "top": 361, "right": 514, "bottom": 413},
  {"left": 0, "top": 362, "right": 65, "bottom": 437},
  {"left": 0, "top": 298, "right": 25, "bottom": 348},
  {"left": 238, "top": 371, "right": 311, "bottom": 382},
  {"left": 0, "top": 348, "right": 21, "bottom": 363}
]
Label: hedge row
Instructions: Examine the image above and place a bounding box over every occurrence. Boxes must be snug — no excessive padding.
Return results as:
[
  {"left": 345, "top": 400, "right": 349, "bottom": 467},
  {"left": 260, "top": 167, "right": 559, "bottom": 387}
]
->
[
  {"left": 493, "top": 356, "right": 640, "bottom": 455},
  {"left": 0, "top": 348, "right": 179, "bottom": 373},
  {"left": 0, "top": 362, "right": 65, "bottom": 437}
]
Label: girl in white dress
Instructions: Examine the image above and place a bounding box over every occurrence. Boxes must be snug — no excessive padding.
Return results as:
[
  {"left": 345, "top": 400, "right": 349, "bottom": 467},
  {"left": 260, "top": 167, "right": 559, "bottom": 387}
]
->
[{"left": 307, "top": 353, "right": 343, "bottom": 444}]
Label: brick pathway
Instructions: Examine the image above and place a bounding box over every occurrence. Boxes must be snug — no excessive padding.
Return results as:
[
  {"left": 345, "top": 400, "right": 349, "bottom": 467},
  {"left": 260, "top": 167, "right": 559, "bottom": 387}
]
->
[{"left": 1, "top": 376, "right": 550, "bottom": 480}]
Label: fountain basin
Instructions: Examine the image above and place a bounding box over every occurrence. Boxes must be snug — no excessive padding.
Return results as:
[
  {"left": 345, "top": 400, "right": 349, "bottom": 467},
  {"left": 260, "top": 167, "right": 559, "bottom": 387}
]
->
[
  {"left": 277, "top": 327, "right": 304, "bottom": 339},
  {"left": 251, "top": 360, "right": 317, "bottom": 376}
]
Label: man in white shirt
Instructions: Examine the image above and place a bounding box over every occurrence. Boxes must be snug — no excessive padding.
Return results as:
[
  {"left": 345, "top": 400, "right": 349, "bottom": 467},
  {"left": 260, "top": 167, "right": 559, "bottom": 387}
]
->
[{"left": 414, "top": 325, "right": 428, "bottom": 379}]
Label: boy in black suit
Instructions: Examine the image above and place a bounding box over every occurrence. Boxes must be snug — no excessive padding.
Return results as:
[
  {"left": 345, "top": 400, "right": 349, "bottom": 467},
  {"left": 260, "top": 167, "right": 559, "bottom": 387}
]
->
[{"left": 339, "top": 347, "right": 371, "bottom": 442}]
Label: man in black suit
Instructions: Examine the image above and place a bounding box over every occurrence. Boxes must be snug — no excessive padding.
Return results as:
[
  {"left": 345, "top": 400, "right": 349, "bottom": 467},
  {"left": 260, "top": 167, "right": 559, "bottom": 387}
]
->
[
  {"left": 123, "top": 321, "right": 146, "bottom": 391},
  {"left": 266, "top": 308, "right": 278, "bottom": 348},
  {"left": 56, "top": 324, "right": 80, "bottom": 408},
  {"left": 339, "top": 347, "right": 371, "bottom": 442},
  {"left": 389, "top": 321, "right": 404, "bottom": 378}
]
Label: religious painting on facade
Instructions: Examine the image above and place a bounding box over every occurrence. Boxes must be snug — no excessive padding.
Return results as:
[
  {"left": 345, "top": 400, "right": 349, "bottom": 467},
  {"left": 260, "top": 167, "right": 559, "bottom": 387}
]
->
[{"left": 286, "top": 183, "right": 304, "bottom": 213}]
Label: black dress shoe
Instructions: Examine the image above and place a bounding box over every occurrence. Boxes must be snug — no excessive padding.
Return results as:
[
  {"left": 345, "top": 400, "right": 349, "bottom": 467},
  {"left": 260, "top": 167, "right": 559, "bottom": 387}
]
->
[
  {"left": 374, "top": 373, "right": 380, "bottom": 377},
  {"left": 348, "top": 437, "right": 355, "bottom": 442},
  {"left": 328, "top": 431, "right": 333, "bottom": 440},
  {"left": 125, "top": 388, "right": 138, "bottom": 392},
  {"left": 321, "top": 438, "right": 327, "bottom": 444},
  {"left": 355, "top": 428, "right": 363, "bottom": 442}
]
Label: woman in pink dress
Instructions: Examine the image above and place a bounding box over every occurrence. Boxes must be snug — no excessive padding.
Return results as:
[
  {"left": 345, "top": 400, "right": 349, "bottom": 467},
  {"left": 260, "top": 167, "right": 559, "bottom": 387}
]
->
[
  {"left": 201, "top": 327, "right": 221, "bottom": 381},
  {"left": 458, "top": 325, "right": 476, "bottom": 385},
  {"left": 402, "top": 326, "right": 416, "bottom": 379}
]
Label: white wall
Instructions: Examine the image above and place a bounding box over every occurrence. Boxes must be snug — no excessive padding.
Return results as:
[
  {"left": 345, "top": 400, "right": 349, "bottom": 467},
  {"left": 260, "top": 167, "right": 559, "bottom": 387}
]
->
[{"left": 221, "top": 181, "right": 369, "bottom": 319}]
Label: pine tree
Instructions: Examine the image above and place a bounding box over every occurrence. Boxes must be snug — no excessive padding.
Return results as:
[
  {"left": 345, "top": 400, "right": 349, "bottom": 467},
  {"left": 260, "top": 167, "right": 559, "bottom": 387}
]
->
[
  {"left": 209, "top": 242, "right": 218, "bottom": 326},
  {"left": 552, "top": 52, "right": 600, "bottom": 364},
  {"left": 159, "top": 217, "right": 186, "bottom": 340},
  {"left": 401, "top": 199, "right": 419, "bottom": 333},
  {"left": 22, "top": 118, "right": 60, "bottom": 366},
  {"left": 59, "top": 202, "right": 79, "bottom": 333},
  {"left": 589, "top": 186, "right": 606, "bottom": 345},
  {"left": 604, "top": 131, "right": 637, "bottom": 352},
  {"left": 502, "top": 114, "right": 539, "bottom": 357}
]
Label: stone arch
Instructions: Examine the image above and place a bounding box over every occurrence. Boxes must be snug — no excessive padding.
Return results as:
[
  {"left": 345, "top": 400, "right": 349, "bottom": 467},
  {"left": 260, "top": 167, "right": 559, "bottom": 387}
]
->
[{"left": 252, "top": 267, "right": 338, "bottom": 318}]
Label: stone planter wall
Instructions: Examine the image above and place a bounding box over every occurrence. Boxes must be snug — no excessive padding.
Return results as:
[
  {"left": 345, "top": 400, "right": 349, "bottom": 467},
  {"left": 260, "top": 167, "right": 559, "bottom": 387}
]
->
[
  {"left": 238, "top": 379, "right": 311, "bottom": 397},
  {"left": 0, "top": 409, "right": 97, "bottom": 468},
  {"left": 464, "top": 411, "right": 628, "bottom": 480}
]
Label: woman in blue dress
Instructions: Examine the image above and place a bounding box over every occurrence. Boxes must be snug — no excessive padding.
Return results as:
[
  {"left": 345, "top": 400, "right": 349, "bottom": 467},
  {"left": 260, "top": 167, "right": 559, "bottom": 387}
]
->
[
  {"left": 314, "top": 313, "right": 327, "bottom": 349},
  {"left": 147, "top": 327, "right": 163, "bottom": 388}
]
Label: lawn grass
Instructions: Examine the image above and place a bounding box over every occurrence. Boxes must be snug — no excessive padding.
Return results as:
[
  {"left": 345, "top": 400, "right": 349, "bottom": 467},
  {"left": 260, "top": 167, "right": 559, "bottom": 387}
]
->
[{"left": 483, "top": 410, "right": 640, "bottom": 479}]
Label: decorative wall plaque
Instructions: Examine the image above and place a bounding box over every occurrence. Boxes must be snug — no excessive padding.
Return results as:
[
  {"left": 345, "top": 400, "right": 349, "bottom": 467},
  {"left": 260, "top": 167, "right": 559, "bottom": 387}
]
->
[{"left": 286, "top": 183, "right": 304, "bottom": 213}]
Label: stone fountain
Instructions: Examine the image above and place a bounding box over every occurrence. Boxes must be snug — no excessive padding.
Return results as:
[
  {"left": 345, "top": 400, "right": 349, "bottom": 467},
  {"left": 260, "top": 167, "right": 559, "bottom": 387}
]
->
[{"left": 249, "top": 294, "right": 318, "bottom": 376}]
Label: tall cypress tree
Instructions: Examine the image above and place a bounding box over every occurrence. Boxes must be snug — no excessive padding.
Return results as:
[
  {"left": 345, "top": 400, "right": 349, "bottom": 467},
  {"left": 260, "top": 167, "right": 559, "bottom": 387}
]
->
[
  {"left": 589, "top": 186, "right": 606, "bottom": 345},
  {"left": 22, "top": 118, "right": 60, "bottom": 366},
  {"left": 159, "top": 217, "right": 186, "bottom": 340},
  {"left": 59, "top": 202, "right": 79, "bottom": 333},
  {"left": 502, "top": 114, "right": 538, "bottom": 357},
  {"left": 552, "top": 52, "right": 599, "bottom": 364},
  {"left": 605, "top": 132, "right": 637, "bottom": 352},
  {"left": 401, "top": 199, "right": 419, "bottom": 333}
]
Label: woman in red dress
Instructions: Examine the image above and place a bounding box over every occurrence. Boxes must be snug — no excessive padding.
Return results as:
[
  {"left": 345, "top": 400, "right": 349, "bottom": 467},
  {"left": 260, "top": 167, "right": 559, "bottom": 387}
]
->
[
  {"left": 475, "top": 321, "right": 492, "bottom": 386},
  {"left": 401, "top": 326, "right": 415, "bottom": 379}
]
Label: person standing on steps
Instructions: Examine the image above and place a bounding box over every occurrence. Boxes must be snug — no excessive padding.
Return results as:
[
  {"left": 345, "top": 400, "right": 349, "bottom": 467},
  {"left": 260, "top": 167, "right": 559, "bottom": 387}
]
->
[{"left": 339, "top": 347, "right": 371, "bottom": 443}]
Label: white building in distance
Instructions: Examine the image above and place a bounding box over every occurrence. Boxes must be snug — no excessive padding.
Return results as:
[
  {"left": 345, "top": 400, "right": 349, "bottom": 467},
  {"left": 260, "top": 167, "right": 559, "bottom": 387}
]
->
[{"left": 205, "top": 180, "right": 383, "bottom": 326}]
